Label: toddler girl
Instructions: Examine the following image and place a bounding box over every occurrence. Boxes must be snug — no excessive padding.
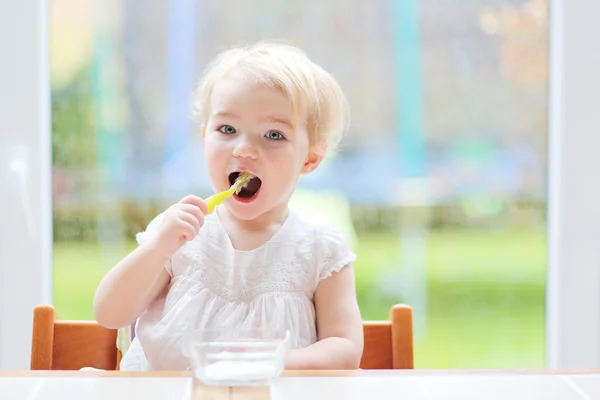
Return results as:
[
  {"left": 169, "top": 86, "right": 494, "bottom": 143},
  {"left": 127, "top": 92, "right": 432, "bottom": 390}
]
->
[{"left": 93, "top": 41, "right": 364, "bottom": 371}]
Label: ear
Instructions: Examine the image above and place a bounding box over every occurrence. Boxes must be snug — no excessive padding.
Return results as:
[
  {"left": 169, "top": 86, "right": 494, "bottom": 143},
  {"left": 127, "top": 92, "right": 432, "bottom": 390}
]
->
[
  {"left": 201, "top": 128, "right": 206, "bottom": 138},
  {"left": 301, "top": 149, "right": 324, "bottom": 174}
]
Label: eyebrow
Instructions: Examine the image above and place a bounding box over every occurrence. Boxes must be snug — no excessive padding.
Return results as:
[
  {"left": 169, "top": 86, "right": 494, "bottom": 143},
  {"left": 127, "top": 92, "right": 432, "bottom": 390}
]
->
[
  {"left": 265, "top": 116, "right": 294, "bottom": 128},
  {"left": 213, "top": 111, "right": 239, "bottom": 119},
  {"left": 213, "top": 112, "right": 293, "bottom": 128}
]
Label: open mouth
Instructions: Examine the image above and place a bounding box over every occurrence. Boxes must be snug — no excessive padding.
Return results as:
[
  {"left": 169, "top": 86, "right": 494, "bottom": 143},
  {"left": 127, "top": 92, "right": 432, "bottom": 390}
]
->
[{"left": 228, "top": 172, "right": 262, "bottom": 200}]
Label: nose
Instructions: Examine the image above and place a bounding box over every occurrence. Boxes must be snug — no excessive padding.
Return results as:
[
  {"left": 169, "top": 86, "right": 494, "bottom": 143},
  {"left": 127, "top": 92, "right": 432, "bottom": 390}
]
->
[{"left": 232, "top": 134, "right": 259, "bottom": 160}]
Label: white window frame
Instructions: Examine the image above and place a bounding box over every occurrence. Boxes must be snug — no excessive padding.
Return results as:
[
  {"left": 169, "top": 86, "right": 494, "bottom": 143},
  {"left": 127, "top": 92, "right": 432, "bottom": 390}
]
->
[
  {"left": 0, "top": 0, "right": 52, "bottom": 370},
  {"left": 546, "top": 0, "right": 600, "bottom": 368},
  {"left": 1, "top": 0, "right": 599, "bottom": 370}
]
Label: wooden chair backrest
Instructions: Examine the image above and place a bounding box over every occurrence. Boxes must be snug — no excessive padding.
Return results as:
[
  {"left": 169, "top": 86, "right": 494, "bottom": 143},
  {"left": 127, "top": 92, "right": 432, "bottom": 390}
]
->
[
  {"left": 360, "top": 304, "right": 413, "bottom": 369},
  {"left": 30, "top": 305, "right": 118, "bottom": 370},
  {"left": 30, "top": 304, "right": 413, "bottom": 370}
]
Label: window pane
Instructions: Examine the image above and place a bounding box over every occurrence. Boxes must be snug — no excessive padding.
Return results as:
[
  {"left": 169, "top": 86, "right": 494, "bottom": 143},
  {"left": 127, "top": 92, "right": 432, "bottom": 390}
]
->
[{"left": 51, "top": 0, "right": 548, "bottom": 368}]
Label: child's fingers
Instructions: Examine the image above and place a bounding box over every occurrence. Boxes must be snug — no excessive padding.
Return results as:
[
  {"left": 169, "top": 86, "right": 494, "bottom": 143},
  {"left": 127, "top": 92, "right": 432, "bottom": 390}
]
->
[
  {"left": 179, "top": 210, "right": 202, "bottom": 233},
  {"left": 177, "top": 203, "right": 205, "bottom": 222},
  {"left": 177, "top": 220, "right": 197, "bottom": 242},
  {"left": 179, "top": 195, "right": 209, "bottom": 215}
]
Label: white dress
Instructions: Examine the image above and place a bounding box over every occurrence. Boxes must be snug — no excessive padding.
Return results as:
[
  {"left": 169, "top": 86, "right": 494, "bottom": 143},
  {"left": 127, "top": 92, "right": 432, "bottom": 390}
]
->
[{"left": 119, "top": 206, "right": 356, "bottom": 371}]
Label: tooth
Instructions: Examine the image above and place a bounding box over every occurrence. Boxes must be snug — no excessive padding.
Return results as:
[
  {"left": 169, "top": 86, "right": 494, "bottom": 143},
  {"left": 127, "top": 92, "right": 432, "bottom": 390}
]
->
[
  {"left": 233, "top": 174, "right": 254, "bottom": 194},
  {"left": 242, "top": 175, "right": 254, "bottom": 188}
]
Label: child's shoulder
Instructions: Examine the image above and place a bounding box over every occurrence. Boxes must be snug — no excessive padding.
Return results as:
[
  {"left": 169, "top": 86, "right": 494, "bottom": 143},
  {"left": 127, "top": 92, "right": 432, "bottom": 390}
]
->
[
  {"left": 289, "top": 211, "right": 351, "bottom": 245},
  {"left": 289, "top": 212, "right": 357, "bottom": 278}
]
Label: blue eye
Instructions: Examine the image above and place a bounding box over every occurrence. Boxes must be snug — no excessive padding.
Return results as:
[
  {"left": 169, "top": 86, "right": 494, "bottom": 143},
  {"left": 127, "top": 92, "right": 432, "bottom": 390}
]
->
[
  {"left": 266, "top": 131, "right": 284, "bottom": 140},
  {"left": 218, "top": 125, "right": 236, "bottom": 134}
]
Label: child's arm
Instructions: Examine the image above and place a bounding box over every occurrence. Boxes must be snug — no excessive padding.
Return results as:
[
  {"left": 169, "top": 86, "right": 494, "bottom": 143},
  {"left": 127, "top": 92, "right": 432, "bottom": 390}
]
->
[
  {"left": 285, "top": 265, "right": 364, "bottom": 370},
  {"left": 93, "top": 195, "right": 207, "bottom": 329},
  {"left": 93, "top": 244, "right": 172, "bottom": 329}
]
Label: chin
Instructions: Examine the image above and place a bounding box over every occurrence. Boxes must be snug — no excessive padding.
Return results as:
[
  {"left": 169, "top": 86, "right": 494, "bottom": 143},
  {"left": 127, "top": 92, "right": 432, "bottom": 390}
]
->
[
  {"left": 225, "top": 192, "right": 288, "bottom": 222},
  {"left": 224, "top": 202, "right": 266, "bottom": 221}
]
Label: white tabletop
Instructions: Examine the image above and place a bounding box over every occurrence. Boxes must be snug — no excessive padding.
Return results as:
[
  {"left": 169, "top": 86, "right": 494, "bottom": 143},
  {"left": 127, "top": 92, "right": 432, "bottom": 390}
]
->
[
  {"left": 0, "top": 376, "right": 192, "bottom": 400},
  {"left": 269, "top": 374, "right": 598, "bottom": 400},
  {"left": 0, "top": 371, "right": 599, "bottom": 400}
]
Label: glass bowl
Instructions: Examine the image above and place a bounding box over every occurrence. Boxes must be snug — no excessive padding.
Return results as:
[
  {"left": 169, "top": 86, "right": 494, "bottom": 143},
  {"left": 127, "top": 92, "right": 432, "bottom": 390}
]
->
[{"left": 185, "top": 327, "right": 290, "bottom": 387}]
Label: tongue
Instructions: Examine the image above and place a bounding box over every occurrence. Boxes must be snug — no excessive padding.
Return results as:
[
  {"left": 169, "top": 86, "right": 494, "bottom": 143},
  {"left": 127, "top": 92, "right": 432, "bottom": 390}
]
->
[{"left": 244, "top": 177, "right": 262, "bottom": 193}]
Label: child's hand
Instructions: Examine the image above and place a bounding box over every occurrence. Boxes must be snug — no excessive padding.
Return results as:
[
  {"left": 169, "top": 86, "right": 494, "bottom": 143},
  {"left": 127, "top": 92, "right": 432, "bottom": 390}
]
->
[{"left": 151, "top": 195, "right": 208, "bottom": 257}]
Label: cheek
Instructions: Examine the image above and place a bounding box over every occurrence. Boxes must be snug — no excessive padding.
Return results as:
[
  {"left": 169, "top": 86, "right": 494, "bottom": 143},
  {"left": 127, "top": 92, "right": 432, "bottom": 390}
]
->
[
  {"left": 204, "top": 137, "right": 227, "bottom": 158},
  {"left": 203, "top": 143, "right": 226, "bottom": 179},
  {"left": 268, "top": 157, "right": 303, "bottom": 182}
]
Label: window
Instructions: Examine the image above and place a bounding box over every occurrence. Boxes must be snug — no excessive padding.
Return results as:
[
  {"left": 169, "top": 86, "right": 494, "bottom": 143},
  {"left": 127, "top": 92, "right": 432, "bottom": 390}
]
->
[{"left": 50, "top": 0, "right": 548, "bottom": 368}]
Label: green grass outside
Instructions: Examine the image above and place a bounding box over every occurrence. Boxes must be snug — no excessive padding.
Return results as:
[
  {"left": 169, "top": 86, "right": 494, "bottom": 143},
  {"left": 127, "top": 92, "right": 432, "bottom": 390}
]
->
[{"left": 53, "top": 228, "right": 546, "bottom": 369}]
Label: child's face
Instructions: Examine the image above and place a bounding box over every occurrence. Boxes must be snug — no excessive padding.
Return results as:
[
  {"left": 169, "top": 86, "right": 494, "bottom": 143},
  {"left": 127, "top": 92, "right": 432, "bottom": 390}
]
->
[{"left": 203, "top": 76, "right": 320, "bottom": 222}]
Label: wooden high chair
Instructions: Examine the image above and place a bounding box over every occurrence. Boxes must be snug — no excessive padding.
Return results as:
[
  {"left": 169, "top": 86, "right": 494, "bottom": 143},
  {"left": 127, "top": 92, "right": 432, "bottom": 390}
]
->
[
  {"left": 30, "top": 303, "right": 413, "bottom": 370},
  {"left": 30, "top": 304, "right": 119, "bottom": 370}
]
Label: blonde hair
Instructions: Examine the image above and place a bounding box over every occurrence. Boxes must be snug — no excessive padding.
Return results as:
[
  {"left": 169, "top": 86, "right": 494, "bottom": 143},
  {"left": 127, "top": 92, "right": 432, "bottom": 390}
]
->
[{"left": 191, "top": 41, "right": 349, "bottom": 156}]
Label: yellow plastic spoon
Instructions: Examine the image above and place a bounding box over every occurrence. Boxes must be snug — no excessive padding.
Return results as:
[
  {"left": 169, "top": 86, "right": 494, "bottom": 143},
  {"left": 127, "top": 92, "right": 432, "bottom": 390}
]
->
[{"left": 205, "top": 173, "right": 252, "bottom": 214}]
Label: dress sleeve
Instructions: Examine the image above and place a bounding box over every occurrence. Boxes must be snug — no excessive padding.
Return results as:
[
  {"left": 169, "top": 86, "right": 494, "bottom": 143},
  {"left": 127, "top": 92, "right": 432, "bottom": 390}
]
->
[
  {"left": 318, "top": 226, "right": 357, "bottom": 281},
  {"left": 135, "top": 213, "right": 173, "bottom": 276}
]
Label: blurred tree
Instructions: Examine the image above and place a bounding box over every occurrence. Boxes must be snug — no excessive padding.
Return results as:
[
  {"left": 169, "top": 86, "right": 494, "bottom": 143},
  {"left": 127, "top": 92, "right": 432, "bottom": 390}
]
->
[
  {"left": 480, "top": 0, "right": 548, "bottom": 88},
  {"left": 50, "top": 0, "right": 93, "bottom": 90},
  {"left": 50, "top": 0, "right": 96, "bottom": 170},
  {"left": 51, "top": 70, "right": 96, "bottom": 170},
  {"left": 479, "top": 0, "right": 548, "bottom": 182}
]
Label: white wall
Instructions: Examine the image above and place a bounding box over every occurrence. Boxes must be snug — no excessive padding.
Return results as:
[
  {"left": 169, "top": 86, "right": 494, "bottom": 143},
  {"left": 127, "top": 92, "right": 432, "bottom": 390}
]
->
[
  {"left": 546, "top": 0, "right": 600, "bottom": 368},
  {"left": 0, "top": 1, "right": 52, "bottom": 370}
]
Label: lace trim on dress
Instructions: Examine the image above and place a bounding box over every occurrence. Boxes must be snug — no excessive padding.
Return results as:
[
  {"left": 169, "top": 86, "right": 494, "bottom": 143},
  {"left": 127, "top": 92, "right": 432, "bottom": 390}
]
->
[{"left": 319, "top": 253, "right": 357, "bottom": 281}]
